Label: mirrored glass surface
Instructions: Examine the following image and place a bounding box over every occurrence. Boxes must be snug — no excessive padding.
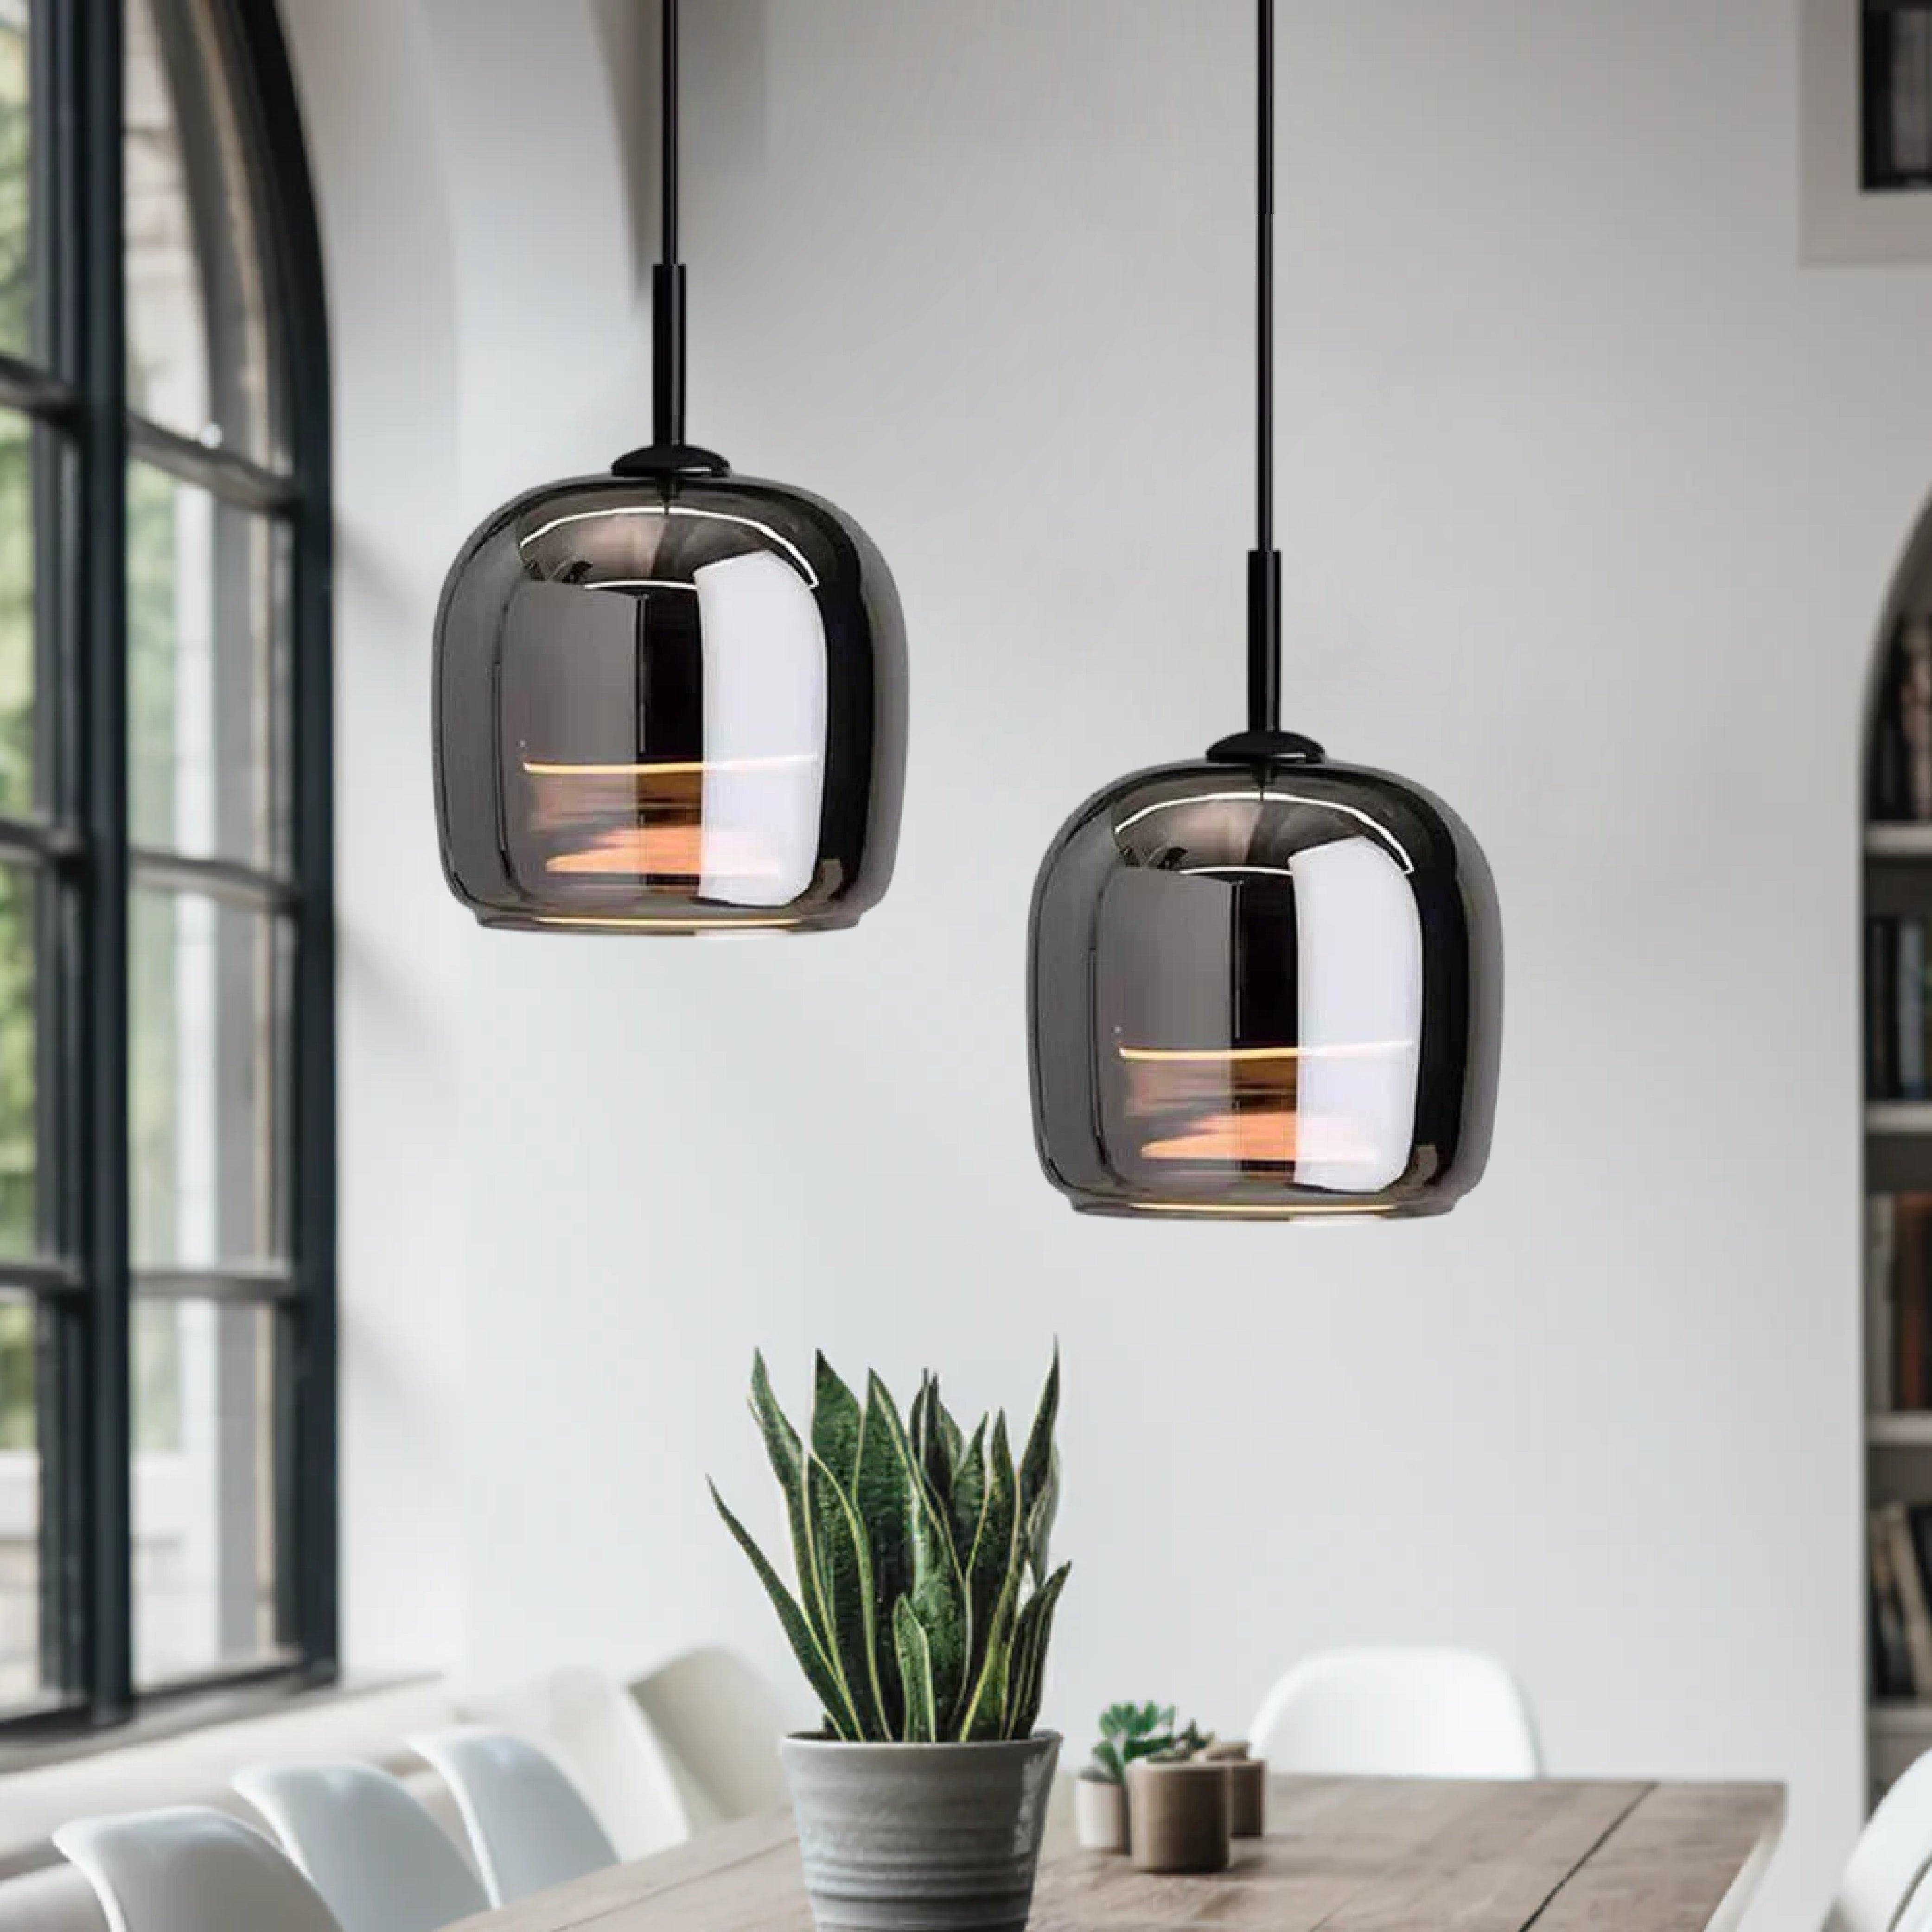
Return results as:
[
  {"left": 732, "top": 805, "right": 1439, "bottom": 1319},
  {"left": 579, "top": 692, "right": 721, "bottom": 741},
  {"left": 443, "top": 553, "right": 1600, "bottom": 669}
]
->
[
  {"left": 435, "top": 472, "right": 905, "bottom": 933},
  {"left": 1029, "top": 759, "right": 1500, "bottom": 1218}
]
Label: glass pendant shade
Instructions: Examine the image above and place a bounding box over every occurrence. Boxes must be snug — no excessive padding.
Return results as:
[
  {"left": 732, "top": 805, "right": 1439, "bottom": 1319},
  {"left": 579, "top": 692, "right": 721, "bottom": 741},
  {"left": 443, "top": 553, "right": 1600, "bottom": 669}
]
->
[
  {"left": 1027, "top": 754, "right": 1500, "bottom": 1218},
  {"left": 434, "top": 471, "right": 905, "bottom": 933}
]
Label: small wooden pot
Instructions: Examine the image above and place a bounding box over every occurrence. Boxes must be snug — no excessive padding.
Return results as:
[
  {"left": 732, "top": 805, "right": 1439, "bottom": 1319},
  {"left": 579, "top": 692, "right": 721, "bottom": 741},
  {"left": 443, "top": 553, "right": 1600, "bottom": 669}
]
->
[
  {"left": 1074, "top": 1775, "right": 1129, "bottom": 1853},
  {"left": 1125, "top": 1759, "right": 1231, "bottom": 1874},
  {"left": 1203, "top": 1742, "right": 1267, "bottom": 1839}
]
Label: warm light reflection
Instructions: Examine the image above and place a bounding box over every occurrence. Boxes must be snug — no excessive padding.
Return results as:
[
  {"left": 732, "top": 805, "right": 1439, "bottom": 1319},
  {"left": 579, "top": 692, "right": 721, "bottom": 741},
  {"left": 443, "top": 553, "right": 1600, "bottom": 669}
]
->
[
  {"left": 1129, "top": 1200, "right": 1401, "bottom": 1218},
  {"left": 544, "top": 826, "right": 791, "bottom": 881},
  {"left": 523, "top": 754, "right": 820, "bottom": 779},
  {"left": 533, "top": 915, "right": 805, "bottom": 932},
  {"left": 1120, "top": 1047, "right": 1387, "bottom": 1171},
  {"left": 526, "top": 765, "right": 795, "bottom": 886},
  {"left": 1117, "top": 1042, "right": 1413, "bottom": 1064},
  {"left": 1143, "top": 1110, "right": 1299, "bottom": 1164}
]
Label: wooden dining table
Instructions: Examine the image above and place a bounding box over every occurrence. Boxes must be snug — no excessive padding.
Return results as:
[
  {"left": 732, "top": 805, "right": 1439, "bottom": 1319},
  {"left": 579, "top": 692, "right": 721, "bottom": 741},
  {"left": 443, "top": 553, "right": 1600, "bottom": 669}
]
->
[{"left": 453, "top": 1773, "right": 1786, "bottom": 1932}]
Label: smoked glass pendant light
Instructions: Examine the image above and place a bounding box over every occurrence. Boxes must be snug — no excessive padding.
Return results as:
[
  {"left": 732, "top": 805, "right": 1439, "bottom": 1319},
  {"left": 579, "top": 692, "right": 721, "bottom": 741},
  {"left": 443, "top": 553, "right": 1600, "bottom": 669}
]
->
[
  {"left": 1027, "top": 0, "right": 1501, "bottom": 1219},
  {"left": 433, "top": 0, "right": 905, "bottom": 933}
]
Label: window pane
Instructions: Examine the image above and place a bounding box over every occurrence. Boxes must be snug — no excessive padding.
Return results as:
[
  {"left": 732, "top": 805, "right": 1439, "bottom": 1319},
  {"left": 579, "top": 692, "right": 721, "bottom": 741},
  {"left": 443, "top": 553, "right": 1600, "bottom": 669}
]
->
[
  {"left": 128, "top": 462, "right": 282, "bottom": 867},
  {"left": 131, "top": 891, "right": 284, "bottom": 1269},
  {"left": 0, "top": 1, "right": 32, "bottom": 363},
  {"left": 0, "top": 863, "right": 33, "bottom": 1257},
  {"left": 124, "top": 0, "right": 274, "bottom": 464},
  {"left": 0, "top": 407, "right": 35, "bottom": 821},
  {"left": 133, "top": 1298, "right": 284, "bottom": 1684},
  {"left": 0, "top": 1294, "right": 40, "bottom": 1711}
]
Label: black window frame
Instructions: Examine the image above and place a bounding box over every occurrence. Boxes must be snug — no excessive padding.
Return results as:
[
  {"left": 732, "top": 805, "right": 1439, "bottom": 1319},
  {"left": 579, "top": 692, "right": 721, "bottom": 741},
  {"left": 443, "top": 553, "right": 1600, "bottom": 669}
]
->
[{"left": 0, "top": 0, "right": 333, "bottom": 1742}]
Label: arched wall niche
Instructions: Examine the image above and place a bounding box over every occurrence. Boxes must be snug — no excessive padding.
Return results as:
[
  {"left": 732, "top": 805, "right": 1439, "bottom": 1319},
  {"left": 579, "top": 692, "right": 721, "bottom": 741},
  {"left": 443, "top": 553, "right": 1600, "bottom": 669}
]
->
[
  {"left": 1863, "top": 497, "right": 1932, "bottom": 803},
  {"left": 1860, "top": 491, "right": 1932, "bottom": 1802}
]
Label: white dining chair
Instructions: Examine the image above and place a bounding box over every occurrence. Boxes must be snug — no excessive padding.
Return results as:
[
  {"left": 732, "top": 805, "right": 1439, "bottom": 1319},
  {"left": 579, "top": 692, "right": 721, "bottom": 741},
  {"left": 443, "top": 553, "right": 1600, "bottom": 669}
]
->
[
  {"left": 629, "top": 1647, "right": 793, "bottom": 1829},
  {"left": 1829, "top": 1750, "right": 1932, "bottom": 1932},
  {"left": 455, "top": 1666, "right": 692, "bottom": 1858},
  {"left": 409, "top": 1724, "right": 618, "bottom": 1905},
  {"left": 1890, "top": 1860, "right": 1932, "bottom": 1932},
  {"left": 232, "top": 1760, "right": 487, "bottom": 1932},
  {"left": 1249, "top": 1646, "right": 1542, "bottom": 1779},
  {"left": 52, "top": 1805, "right": 342, "bottom": 1932}
]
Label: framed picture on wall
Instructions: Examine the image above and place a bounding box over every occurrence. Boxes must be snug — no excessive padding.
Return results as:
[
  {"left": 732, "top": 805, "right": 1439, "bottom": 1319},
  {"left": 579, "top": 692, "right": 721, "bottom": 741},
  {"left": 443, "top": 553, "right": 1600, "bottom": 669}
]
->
[
  {"left": 1865, "top": 2, "right": 1932, "bottom": 189},
  {"left": 1803, "top": 0, "right": 1932, "bottom": 258}
]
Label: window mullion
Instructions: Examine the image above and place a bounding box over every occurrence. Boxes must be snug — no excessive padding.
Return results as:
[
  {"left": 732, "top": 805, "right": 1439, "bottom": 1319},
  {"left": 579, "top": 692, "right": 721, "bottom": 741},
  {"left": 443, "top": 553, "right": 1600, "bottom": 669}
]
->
[
  {"left": 125, "top": 415, "right": 291, "bottom": 513},
  {"left": 24, "top": 0, "right": 81, "bottom": 1720},
  {"left": 228, "top": 0, "right": 336, "bottom": 1683},
  {"left": 0, "top": 352, "right": 75, "bottom": 422},
  {"left": 71, "top": 0, "right": 133, "bottom": 1726}
]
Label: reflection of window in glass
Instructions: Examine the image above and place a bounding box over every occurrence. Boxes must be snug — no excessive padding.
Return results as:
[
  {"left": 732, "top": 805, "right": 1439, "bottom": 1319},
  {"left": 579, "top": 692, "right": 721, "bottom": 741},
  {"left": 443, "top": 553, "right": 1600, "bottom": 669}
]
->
[
  {"left": 1093, "top": 812, "right": 1424, "bottom": 1198},
  {"left": 500, "top": 550, "right": 829, "bottom": 909}
]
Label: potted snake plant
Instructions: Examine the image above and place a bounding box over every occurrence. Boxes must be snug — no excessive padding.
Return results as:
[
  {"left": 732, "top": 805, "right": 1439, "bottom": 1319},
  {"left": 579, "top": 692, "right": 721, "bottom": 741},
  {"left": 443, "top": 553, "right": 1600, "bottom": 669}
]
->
[{"left": 713, "top": 1351, "right": 1070, "bottom": 1932}]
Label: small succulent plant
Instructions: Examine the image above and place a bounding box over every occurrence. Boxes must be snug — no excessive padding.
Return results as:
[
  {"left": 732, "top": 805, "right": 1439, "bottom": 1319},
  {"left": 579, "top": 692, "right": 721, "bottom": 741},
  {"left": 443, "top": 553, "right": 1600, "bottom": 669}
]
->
[
  {"left": 712, "top": 1350, "right": 1069, "bottom": 1744},
  {"left": 1084, "top": 1702, "right": 1213, "bottom": 1782}
]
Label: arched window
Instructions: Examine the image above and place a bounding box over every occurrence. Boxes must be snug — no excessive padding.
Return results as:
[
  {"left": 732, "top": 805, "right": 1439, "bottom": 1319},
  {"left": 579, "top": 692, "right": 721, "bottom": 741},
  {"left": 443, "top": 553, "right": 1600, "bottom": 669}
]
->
[{"left": 0, "top": 0, "right": 332, "bottom": 1734}]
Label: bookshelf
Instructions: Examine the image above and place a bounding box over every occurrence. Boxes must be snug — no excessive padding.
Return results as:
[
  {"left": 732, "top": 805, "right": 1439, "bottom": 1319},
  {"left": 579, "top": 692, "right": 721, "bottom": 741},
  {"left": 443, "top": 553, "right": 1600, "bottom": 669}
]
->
[
  {"left": 1870, "top": 824, "right": 1932, "bottom": 859},
  {"left": 1872, "top": 1702, "right": 1932, "bottom": 1742},
  {"left": 1870, "top": 1414, "right": 1932, "bottom": 1448},
  {"left": 1866, "top": 602, "right": 1932, "bottom": 1806}
]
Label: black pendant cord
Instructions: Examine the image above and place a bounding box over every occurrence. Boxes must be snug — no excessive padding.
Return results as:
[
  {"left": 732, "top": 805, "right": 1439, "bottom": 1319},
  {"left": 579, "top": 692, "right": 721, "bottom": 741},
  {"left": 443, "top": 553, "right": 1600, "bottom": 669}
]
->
[
  {"left": 1249, "top": 0, "right": 1281, "bottom": 737},
  {"left": 615, "top": 0, "right": 729, "bottom": 480},
  {"left": 1211, "top": 0, "right": 1317, "bottom": 766},
  {"left": 653, "top": 0, "right": 685, "bottom": 447}
]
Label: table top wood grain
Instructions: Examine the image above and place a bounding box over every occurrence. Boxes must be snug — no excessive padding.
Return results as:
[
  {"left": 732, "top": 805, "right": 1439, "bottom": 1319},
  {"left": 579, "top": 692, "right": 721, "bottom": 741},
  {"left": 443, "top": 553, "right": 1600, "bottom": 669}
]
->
[{"left": 453, "top": 1776, "right": 1785, "bottom": 1932}]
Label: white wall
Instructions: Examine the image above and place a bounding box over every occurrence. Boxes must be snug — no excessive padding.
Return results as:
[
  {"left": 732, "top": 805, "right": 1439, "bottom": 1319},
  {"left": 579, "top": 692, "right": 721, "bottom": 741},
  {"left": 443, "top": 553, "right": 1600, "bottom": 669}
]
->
[
  {"left": 280, "top": 2, "right": 1926, "bottom": 1923},
  {"left": 277, "top": 0, "right": 469, "bottom": 1672}
]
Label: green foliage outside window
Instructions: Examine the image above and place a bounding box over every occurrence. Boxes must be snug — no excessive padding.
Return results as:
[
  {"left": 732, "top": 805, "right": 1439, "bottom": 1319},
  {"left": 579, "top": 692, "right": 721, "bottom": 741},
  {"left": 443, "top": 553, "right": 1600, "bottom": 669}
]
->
[
  {"left": 0, "top": 22, "right": 33, "bottom": 1454},
  {"left": 0, "top": 1301, "right": 29, "bottom": 1450},
  {"left": 0, "top": 19, "right": 188, "bottom": 1459}
]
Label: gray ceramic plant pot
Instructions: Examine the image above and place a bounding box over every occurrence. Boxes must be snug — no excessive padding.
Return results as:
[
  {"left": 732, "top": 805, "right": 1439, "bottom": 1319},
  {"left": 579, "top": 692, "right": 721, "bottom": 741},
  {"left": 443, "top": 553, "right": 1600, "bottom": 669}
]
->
[{"left": 781, "top": 1732, "right": 1062, "bottom": 1932}]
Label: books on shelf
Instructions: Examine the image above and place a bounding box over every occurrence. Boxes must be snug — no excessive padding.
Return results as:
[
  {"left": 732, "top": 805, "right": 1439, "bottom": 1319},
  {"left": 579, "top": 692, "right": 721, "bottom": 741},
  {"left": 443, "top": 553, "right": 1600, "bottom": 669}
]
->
[
  {"left": 1872, "top": 1502, "right": 1932, "bottom": 1699},
  {"left": 1867, "top": 918, "right": 1932, "bottom": 1102},
  {"left": 1875, "top": 1197, "right": 1900, "bottom": 1415},
  {"left": 1874, "top": 614, "right": 1932, "bottom": 825},
  {"left": 1868, "top": 1194, "right": 1932, "bottom": 1411}
]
